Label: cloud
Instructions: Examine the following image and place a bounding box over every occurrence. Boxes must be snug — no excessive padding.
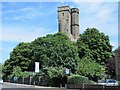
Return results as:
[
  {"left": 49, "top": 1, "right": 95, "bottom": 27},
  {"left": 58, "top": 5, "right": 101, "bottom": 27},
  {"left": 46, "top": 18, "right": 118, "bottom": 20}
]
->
[
  {"left": 72, "top": 0, "right": 105, "bottom": 4},
  {"left": 72, "top": 2, "right": 118, "bottom": 49},
  {"left": 11, "top": 12, "right": 44, "bottom": 21},
  {"left": 2, "top": 4, "right": 44, "bottom": 21},
  {"left": 3, "top": 12, "right": 44, "bottom": 22},
  {"left": 20, "top": 7, "right": 34, "bottom": 11},
  {"left": 2, "top": 3, "right": 57, "bottom": 22},
  {"left": 72, "top": 2, "right": 114, "bottom": 24},
  {"left": 97, "top": 9, "right": 111, "bottom": 22},
  {"left": 3, "top": 7, "right": 35, "bottom": 14},
  {"left": 2, "top": 26, "right": 56, "bottom": 42},
  {"left": 1, "top": 0, "right": 119, "bottom": 2},
  {"left": 2, "top": 2, "right": 58, "bottom": 42},
  {"left": 72, "top": 0, "right": 119, "bottom": 2}
]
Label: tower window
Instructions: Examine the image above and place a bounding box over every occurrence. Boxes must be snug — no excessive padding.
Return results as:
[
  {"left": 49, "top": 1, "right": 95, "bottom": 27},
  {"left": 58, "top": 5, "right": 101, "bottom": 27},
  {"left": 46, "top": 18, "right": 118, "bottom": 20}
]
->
[
  {"left": 66, "top": 19, "right": 68, "bottom": 23},
  {"left": 67, "top": 16, "right": 69, "bottom": 18},
  {"left": 62, "top": 13, "right": 64, "bottom": 16}
]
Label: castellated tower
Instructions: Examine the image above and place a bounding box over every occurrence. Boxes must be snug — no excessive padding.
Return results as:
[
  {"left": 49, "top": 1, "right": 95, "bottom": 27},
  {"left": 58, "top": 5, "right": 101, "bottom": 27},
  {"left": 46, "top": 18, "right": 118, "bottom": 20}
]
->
[
  {"left": 71, "top": 8, "right": 79, "bottom": 40},
  {"left": 58, "top": 6, "right": 71, "bottom": 38},
  {"left": 58, "top": 6, "right": 79, "bottom": 41}
]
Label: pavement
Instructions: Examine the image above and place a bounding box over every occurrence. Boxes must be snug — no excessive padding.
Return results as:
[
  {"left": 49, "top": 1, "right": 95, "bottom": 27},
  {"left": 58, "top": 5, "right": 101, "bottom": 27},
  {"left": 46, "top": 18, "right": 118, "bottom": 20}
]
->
[
  {"left": 1, "top": 82, "right": 78, "bottom": 90},
  {"left": 2, "top": 82, "right": 55, "bottom": 88}
]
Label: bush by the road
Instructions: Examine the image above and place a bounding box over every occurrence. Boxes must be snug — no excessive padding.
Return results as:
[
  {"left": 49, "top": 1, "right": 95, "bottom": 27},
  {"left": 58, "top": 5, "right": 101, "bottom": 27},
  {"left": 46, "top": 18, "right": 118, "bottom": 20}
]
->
[{"left": 68, "top": 74, "right": 95, "bottom": 84}]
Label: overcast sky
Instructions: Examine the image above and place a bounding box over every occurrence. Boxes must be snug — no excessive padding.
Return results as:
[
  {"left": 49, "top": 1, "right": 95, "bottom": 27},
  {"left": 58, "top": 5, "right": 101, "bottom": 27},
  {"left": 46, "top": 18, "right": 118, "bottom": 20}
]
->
[{"left": 1, "top": 1, "right": 118, "bottom": 63}]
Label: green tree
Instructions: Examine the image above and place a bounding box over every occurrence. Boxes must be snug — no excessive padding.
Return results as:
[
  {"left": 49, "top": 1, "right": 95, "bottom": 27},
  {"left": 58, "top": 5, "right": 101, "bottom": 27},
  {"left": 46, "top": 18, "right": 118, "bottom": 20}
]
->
[
  {"left": 3, "top": 42, "right": 34, "bottom": 76},
  {"left": 77, "top": 28, "right": 113, "bottom": 65},
  {"left": 77, "top": 57, "right": 105, "bottom": 81},
  {"left": 77, "top": 28, "right": 113, "bottom": 81},
  {"left": 31, "top": 32, "right": 79, "bottom": 73},
  {"left": 3, "top": 32, "right": 79, "bottom": 77},
  {"left": 11, "top": 66, "right": 22, "bottom": 77},
  {"left": 2, "top": 59, "right": 13, "bottom": 76}
]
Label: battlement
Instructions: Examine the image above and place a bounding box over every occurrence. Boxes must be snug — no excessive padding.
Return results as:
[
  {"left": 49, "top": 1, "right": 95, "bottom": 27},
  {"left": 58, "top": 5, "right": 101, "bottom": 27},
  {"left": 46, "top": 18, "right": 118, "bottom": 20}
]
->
[
  {"left": 58, "top": 6, "right": 71, "bottom": 12},
  {"left": 58, "top": 6, "right": 79, "bottom": 41},
  {"left": 71, "top": 8, "right": 79, "bottom": 13}
]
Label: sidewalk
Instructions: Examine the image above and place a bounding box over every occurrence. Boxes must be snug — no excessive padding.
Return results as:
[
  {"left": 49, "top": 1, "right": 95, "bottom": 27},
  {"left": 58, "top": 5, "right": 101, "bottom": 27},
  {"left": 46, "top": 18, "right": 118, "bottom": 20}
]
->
[{"left": 4, "top": 82, "right": 60, "bottom": 88}]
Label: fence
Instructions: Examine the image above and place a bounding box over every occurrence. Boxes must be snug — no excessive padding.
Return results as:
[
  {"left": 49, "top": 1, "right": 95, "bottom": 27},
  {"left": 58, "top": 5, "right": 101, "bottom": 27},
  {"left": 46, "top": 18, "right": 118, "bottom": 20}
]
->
[
  {"left": 67, "top": 84, "right": 120, "bottom": 90},
  {"left": 3, "top": 76, "right": 67, "bottom": 87},
  {"left": 4, "top": 76, "right": 120, "bottom": 90},
  {"left": 3, "top": 76, "right": 47, "bottom": 86}
]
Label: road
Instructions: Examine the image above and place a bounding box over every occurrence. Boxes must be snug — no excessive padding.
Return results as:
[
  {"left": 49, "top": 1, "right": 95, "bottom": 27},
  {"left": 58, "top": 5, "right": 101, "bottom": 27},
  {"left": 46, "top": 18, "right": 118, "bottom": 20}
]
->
[{"left": 1, "top": 82, "right": 77, "bottom": 90}]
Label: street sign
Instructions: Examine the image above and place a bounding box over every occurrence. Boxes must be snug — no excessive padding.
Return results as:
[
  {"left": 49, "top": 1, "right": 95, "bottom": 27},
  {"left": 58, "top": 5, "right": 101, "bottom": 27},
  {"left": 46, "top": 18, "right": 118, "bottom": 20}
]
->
[
  {"left": 35, "top": 62, "right": 39, "bottom": 73},
  {"left": 65, "top": 68, "right": 70, "bottom": 74}
]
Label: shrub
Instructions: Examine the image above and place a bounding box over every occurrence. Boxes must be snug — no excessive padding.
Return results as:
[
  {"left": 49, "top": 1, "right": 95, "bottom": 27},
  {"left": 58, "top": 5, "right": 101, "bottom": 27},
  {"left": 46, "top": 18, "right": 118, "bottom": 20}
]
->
[
  {"left": 68, "top": 74, "right": 95, "bottom": 84},
  {"left": 21, "top": 71, "right": 34, "bottom": 78},
  {"left": 11, "top": 66, "right": 22, "bottom": 77},
  {"left": 37, "top": 67, "right": 65, "bottom": 87}
]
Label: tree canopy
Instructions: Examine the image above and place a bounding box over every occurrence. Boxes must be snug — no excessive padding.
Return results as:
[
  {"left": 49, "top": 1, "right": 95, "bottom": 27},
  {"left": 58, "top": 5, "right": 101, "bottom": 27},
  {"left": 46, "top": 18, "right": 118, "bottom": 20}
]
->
[
  {"left": 77, "top": 28, "right": 113, "bottom": 65},
  {"left": 31, "top": 33, "right": 79, "bottom": 72},
  {"left": 3, "top": 42, "right": 33, "bottom": 76},
  {"left": 77, "top": 57, "right": 105, "bottom": 81},
  {"left": 3, "top": 32, "right": 79, "bottom": 76},
  {"left": 3, "top": 28, "right": 114, "bottom": 81}
]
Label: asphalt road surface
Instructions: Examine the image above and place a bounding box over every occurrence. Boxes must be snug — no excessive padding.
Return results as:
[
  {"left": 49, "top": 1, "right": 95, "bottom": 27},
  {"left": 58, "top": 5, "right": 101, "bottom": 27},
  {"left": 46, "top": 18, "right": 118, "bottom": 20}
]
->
[{"left": 1, "top": 82, "right": 77, "bottom": 90}]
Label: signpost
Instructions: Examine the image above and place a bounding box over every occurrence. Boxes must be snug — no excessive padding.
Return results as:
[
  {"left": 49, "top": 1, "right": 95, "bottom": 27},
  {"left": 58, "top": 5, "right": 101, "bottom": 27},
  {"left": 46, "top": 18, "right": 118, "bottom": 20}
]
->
[
  {"left": 65, "top": 68, "right": 70, "bottom": 75},
  {"left": 65, "top": 68, "right": 70, "bottom": 88},
  {"left": 34, "top": 62, "right": 39, "bottom": 85},
  {"left": 35, "top": 62, "right": 39, "bottom": 73}
]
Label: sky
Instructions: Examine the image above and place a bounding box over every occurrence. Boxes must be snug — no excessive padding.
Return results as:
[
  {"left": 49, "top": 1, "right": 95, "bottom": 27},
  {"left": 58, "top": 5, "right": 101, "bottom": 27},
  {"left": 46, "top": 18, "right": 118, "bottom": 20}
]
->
[{"left": 1, "top": 1, "right": 119, "bottom": 63}]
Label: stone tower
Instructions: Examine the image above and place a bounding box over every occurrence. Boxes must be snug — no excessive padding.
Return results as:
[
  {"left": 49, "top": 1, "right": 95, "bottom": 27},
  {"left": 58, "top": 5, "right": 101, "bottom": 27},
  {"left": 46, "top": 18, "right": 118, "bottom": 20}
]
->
[
  {"left": 58, "top": 6, "right": 71, "bottom": 38},
  {"left": 71, "top": 8, "right": 79, "bottom": 40},
  {"left": 58, "top": 6, "right": 79, "bottom": 41}
]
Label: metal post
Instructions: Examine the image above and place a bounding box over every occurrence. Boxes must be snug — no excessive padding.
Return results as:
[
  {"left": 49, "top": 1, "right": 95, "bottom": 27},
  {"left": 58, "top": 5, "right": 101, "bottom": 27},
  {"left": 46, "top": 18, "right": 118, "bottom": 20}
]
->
[
  {"left": 34, "top": 81, "right": 35, "bottom": 86},
  {"left": 29, "top": 76, "right": 31, "bottom": 85},
  {"left": 22, "top": 77, "right": 24, "bottom": 84},
  {"left": 60, "top": 84, "right": 62, "bottom": 88},
  {"left": 103, "top": 85, "right": 105, "bottom": 90},
  {"left": 82, "top": 83, "right": 84, "bottom": 90}
]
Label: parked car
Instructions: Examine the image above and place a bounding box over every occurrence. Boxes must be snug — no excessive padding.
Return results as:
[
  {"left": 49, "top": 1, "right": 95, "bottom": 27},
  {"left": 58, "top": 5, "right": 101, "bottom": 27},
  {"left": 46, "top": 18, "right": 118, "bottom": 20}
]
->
[
  {"left": 0, "top": 79, "right": 3, "bottom": 84},
  {"left": 97, "top": 79, "right": 118, "bottom": 86}
]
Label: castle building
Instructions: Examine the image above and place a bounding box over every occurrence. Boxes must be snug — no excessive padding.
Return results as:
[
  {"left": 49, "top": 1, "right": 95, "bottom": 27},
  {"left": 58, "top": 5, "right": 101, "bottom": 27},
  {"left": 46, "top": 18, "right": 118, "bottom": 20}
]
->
[{"left": 58, "top": 6, "right": 79, "bottom": 41}]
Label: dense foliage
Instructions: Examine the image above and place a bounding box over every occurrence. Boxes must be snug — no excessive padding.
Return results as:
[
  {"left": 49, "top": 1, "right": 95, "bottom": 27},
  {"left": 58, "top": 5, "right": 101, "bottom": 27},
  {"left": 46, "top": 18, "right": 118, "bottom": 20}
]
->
[
  {"left": 77, "top": 57, "right": 105, "bottom": 81},
  {"left": 31, "top": 33, "right": 79, "bottom": 72},
  {"left": 77, "top": 28, "right": 113, "bottom": 65},
  {"left": 76, "top": 28, "right": 113, "bottom": 80},
  {"left": 3, "top": 32, "right": 79, "bottom": 76},
  {"left": 3, "top": 28, "right": 114, "bottom": 82},
  {"left": 37, "top": 67, "right": 66, "bottom": 86},
  {"left": 2, "top": 43, "right": 33, "bottom": 76}
]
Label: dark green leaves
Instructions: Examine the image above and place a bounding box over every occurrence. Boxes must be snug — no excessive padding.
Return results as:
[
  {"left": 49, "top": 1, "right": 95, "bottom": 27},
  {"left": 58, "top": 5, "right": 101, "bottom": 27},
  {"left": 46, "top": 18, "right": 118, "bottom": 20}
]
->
[
  {"left": 3, "top": 32, "right": 79, "bottom": 76},
  {"left": 77, "top": 28, "right": 113, "bottom": 65}
]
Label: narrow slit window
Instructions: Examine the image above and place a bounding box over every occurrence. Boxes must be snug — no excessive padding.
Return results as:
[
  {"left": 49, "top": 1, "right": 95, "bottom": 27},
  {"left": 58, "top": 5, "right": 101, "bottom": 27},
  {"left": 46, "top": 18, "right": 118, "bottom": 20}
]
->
[
  {"left": 66, "top": 19, "right": 68, "bottom": 23},
  {"left": 62, "top": 13, "right": 64, "bottom": 16}
]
